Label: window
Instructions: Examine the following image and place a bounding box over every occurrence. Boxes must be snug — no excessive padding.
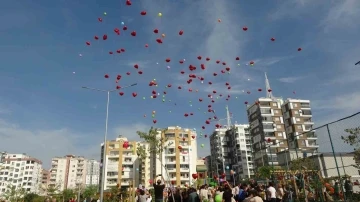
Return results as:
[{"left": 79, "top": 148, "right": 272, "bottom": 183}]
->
[
  {"left": 274, "top": 110, "right": 279, "bottom": 114},
  {"left": 297, "top": 125, "right": 302, "bottom": 129},
  {"left": 294, "top": 111, "right": 299, "bottom": 114},
  {"left": 274, "top": 117, "right": 279, "bottom": 121},
  {"left": 296, "top": 118, "right": 300, "bottom": 121},
  {"left": 276, "top": 125, "right": 281, "bottom": 129},
  {"left": 272, "top": 103, "right": 277, "bottom": 106},
  {"left": 294, "top": 103, "right": 298, "bottom": 107}
]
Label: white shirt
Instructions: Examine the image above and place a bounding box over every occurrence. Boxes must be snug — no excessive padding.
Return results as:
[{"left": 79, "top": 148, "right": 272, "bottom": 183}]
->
[
  {"left": 267, "top": 186, "right": 276, "bottom": 199},
  {"left": 200, "top": 189, "right": 209, "bottom": 200},
  {"left": 233, "top": 186, "right": 239, "bottom": 196}
]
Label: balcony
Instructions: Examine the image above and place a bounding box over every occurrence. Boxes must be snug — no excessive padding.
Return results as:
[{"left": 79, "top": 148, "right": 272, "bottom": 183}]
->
[
  {"left": 306, "top": 132, "right": 317, "bottom": 139},
  {"left": 260, "top": 109, "right": 272, "bottom": 114},
  {"left": 300, "top": 103, "right": 310, "bottom": 108}
]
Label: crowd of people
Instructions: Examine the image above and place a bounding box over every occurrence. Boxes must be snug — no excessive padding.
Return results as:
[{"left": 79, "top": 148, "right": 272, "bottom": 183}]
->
[{"left": 136, "top": 176, "right": 294, "bottom": 202}]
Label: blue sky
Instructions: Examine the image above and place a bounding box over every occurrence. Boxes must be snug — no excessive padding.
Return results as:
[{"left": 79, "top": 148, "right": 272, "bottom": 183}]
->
[{"left": 0, "top": 0, "right": 359, "bottom": 168}]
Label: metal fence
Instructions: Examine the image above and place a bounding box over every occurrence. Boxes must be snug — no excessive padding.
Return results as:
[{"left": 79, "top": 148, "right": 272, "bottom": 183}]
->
[{"left": 255, "top": 112, "right": 360, "bottom": 202}]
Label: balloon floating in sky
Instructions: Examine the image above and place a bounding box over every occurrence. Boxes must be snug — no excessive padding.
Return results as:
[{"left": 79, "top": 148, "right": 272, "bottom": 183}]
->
[{"left": 79, "top": 4, "right": 306, "bottom": 139}]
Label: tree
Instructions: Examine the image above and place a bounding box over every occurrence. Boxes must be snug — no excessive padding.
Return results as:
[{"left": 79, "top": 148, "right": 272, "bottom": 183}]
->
[
  {"left": 257, "top": 166, "right": 273, "bottom": 179},
  {"left": 62, "top": 189, "right": 76, "bottom": 202},
  {"left": 136, "top": 127, "right": 167, "bottom": 178},
  {"left": 342, "top": 127, "right": 360, "bottom": 165},
  {"left": 137, "top": 127, "right": 174, "bottom": 202},
  {"left": 83, "top": 185, "right": 98, "bottom": 199},
  {"left": 104, "top": 186, "right": 121, "bottom": 202},
  {"left": 24, "top": 193, "right": 45, "bottom": 202},
  {"left": 289, "top": 157, "right": 318, "bottom": 171},
  {"left": 3, "top": 184, "right": 26, "bottom": 202}
]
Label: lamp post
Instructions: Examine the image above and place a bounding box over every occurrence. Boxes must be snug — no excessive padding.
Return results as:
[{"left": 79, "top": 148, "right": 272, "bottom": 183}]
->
[{"left": 82, "top": 83, "right": 137, "bottom": 202}]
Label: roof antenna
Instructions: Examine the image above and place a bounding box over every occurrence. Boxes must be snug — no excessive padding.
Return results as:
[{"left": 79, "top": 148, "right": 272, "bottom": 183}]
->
[{"left": 265, "top": 72, "right": 273, "bottom": 98}]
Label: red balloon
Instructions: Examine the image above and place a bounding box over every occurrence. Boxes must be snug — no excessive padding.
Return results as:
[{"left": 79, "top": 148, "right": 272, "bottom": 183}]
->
[
  {"left": 179, "top": 30, "right": 184, "bottom": 35},
  {"left": 140, "top": 11, "right": 147, "bottom": 15}
]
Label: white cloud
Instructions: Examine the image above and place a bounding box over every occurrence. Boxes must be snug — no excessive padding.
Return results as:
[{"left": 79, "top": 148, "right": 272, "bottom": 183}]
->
[
  {"left": 320, "top": 0, "right": 360, "bottom": 32},
  {"left": 268, "top": 0, "right": 314, "bottom": 21},
  {"left": 0, "top": 118, "right": 151, "bottom": 168},
  {"left": 313, "top": 92, "right": 360, "bottom": 112},
  {"left": 112, "top": 123, "right": 151, "bottom": 142},
  {"left": 278, "top": 76, "right": 305, "bottom": 83}
]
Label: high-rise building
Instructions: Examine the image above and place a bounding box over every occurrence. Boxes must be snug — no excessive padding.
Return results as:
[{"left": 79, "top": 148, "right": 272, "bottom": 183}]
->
[
  {"left": 100, "top": 136, "right": 140, "bottom": 191},
  {"left": 225, "top": 124, "right": 254, "bottom": 180},
  {"left": 41, "top": 169, "right": 50, "bottom": 189},
  {"left": 0, "top": 153, "right": 43, "bottom": 195},
  {"left": 281, "top": 99, "right": 317, "bottom": 152},
  {"left": 155, "top": 126, "right": 198, "bottom": 187},
  {"left": 49, "top": 155, "right": 87, "bottom": 191},
  {"left": 209, "top": 128, "right": 229, "bottom": 177},
  {"left": 85, "top": 160, "right": 100, "bottom": 186},
  {"left": 246, "top": 73, "right": 317, "bottom": 168},
  {"left": 204, "top": 155, "right": 212, "bottom": 177},
  {"left": 137, "top": 142, "right": 151, "bottom": 188}
]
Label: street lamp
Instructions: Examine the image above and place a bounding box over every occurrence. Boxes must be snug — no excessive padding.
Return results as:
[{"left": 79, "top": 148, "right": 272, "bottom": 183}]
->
[{"left": 82, "top": 83, "right": 137, "bottom": 202}]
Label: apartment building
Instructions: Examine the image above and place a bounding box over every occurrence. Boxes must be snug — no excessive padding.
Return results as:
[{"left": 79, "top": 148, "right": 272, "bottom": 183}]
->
[
  {"left": 209, "top": 128, "right": 230, "bottom": 177},
  {"left": 246, "top": 73, "right": 317, "bottom": 168},
  {"left": 137, "top": 142, "right": 151, "bottom": 188},
  {"left": 204, "top": 156, "right": 212, "bottom": 177},
  {"left": 49, "top": 155, "right": 87, "bottom": 191},
  {"left": 0, "top": 153, "right": 43, "bottom": 195},
  {"left": 225, "top": 124, "right": 254, "bottom": 180},
  {"left": 100, "top": 135, "right": 140, "bottom": 191},
  {"left": 281, "top": 99, "right": 318, "bottom": 153},
  {"left": 85, "top": 160, "right": 100, "bottom": 186},
  {"left": 156, "top": 126, "right": 198, "bottom": 187}
]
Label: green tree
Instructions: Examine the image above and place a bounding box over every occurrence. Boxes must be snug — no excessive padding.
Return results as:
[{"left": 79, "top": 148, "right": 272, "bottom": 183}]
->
[
  {"left": 62, "top": 189, "right": 76, "bottom": 202},
  {"left": 104, "top": 186, "right": 120, "bottom": 202},
  {"left": 3, "top": 184, "right": 26, "bottom": 202},
  {"left": 83, "top": 185, "right": 98, "bottom": 199},
  {"left": 257, "top": 166, "right": 273, "bottom": 179},
  {"left": 342, "top": 127, "right": 360, "bottom": 165},
  {"left": 289, "top": 157, "right": 318, "bottom": 171},
  {"left": 23, "top": 193, "right": 45, "bottom": 202},
  {"left": 136, "top": 127, "right": 167, "bottom": 179}
]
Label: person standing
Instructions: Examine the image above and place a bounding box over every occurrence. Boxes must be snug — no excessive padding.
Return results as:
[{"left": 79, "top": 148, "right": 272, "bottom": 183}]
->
[
  {"left": 153, "top": 175, "right": 166, "bottom": 202},
  {"left": 266, "top": 183, "right": 276, "bottom": 202},
  {"left": 275, "top": 184, "right": 284, "bottom": 202}
]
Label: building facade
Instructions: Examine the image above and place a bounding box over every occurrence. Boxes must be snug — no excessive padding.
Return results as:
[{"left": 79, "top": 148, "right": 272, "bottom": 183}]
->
[
  {"left": 246, "top": 73, "right": 317, "bottom": 169},
  {"left": 282, "top": 99, "right": 318, "bottom": 153},
  {"left": 100, "top": 136, "right": 140, "bottom": 191},
  {"left": 225, "top": 124, "right": 254, "bottom": 180},
  {"left": 156, "top": 126, "right": 198, "bottom": 187},
  {"left": 204, "top": 156, "right": 212, "bottom": 177},
  {"left": 137, "top": 142, "right": 151, "bottom": 188},
  {"left": 209, "top": 128, "right": 229, "bottom": 177},
  {"left": 0, "top": 153, "right": 43, "bottom": 195},
  {"left": 85, "top": 160, "right": 100, "bottom": 186},
  {"left": 49, "top": 155, "right": 87, "bottom": 191}
]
